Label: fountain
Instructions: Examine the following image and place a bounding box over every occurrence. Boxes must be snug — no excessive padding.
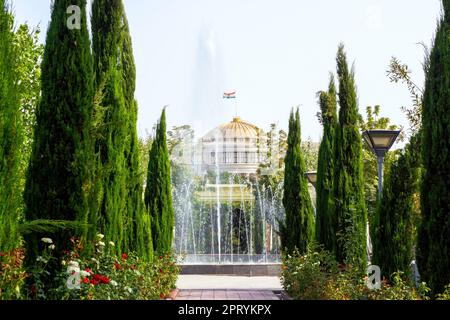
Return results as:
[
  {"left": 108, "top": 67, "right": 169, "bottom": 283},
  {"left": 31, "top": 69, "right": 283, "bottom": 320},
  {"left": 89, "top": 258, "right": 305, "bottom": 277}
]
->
[{"left": 172, "top": 118, "right": 285, "bottom": 271}]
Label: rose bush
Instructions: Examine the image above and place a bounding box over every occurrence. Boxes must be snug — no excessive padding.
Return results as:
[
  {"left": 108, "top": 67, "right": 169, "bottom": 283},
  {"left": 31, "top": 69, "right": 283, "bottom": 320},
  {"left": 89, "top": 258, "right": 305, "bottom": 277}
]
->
[
  {"left": 47, "top": 235, "right": 180, "bottom": 300},
  {"left": 282, "top": 244, "right": 448, "bottom": 300},
  {"left": 11, "top": 235, "right": 180, "bottom": 300}
]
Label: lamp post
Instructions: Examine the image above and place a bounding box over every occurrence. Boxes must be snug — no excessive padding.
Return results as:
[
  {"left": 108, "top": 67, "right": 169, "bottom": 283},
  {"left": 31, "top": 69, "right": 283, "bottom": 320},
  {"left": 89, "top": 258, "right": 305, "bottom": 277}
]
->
[
  {"left": 362, "top": 130, "right": 401, "bottom": 198},
  {"left": 305, "top": 171, "right": 318, "bottom": 189}
]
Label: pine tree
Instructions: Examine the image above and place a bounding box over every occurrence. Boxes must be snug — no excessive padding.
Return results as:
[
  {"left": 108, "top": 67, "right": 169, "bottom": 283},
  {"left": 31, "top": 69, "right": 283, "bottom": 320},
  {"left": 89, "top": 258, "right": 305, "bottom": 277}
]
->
[
  {"left": 418, "top": 0, "right": 450, "bottom": 295},
  {"left": 315, "top": 74, "right": 338, "bottom": 254},
  {"left": 145, "top": 109, "right": 174, "bottom": 254},
  {"left": 280, "top": 108, "right": 315, "bottom": 254},
  {"left": 24, "top": 0, "right": 93, "bottom": 259},
  {"left": 332, "top": 44, "right": 367, "bottom": 269},
  {"left": 0, "top": 0, "right": 21, "bottom": 251},
  {"left": 91, "top": 0, "right": 130, "bottom": 253},
  {"left": 372, "top": 135, "right": 420, "bottom": 280}
]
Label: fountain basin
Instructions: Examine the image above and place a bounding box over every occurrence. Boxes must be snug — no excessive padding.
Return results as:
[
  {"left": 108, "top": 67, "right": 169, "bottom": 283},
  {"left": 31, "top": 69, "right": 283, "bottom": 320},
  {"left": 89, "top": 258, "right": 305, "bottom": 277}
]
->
[
  {"left": 178, "top": 254, "right": 282, "bottom": 277},
  {"left": 180, "top": 264, "right": 281, "bottom": 277}
]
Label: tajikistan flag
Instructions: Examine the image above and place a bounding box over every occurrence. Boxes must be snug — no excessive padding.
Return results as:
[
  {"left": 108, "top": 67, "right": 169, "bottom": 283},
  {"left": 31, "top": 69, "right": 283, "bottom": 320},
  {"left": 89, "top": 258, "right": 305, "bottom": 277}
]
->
[{"left": 223, "top": 92, "right": 236, "bottom": 99}]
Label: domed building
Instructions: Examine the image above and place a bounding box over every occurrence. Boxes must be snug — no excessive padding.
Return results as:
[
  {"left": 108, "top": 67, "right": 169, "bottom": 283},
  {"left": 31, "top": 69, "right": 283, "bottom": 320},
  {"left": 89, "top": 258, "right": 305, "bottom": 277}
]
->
[{"left": 201, "top": 117, "right": 267, "bottom": 175}]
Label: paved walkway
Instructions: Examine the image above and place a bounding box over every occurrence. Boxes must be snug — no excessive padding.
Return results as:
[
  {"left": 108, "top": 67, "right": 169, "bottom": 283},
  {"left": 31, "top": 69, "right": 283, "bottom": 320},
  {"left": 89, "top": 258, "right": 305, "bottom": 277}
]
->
[
  {"left": 177, "top": 275, "right": 282, "bottom": 290},
  {"left": 175, "top": 276, "right": 283, "bottom": 300},
  {"left": 175, "top": 289, "right": 280, "bottom": 300}
]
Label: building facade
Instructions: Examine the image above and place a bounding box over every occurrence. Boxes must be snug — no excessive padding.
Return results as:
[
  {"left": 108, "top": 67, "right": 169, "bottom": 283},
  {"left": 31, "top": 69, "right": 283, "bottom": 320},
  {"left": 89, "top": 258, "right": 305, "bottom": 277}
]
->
[{"left": 201, "top": 117, "right": 267, "bottom": 175}]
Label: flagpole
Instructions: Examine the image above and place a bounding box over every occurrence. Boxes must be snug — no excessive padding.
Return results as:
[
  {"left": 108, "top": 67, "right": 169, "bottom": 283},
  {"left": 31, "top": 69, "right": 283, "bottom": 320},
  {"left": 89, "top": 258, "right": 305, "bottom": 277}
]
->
[{"left": 223, "top": 92, "right": 238, "bottom": 118}]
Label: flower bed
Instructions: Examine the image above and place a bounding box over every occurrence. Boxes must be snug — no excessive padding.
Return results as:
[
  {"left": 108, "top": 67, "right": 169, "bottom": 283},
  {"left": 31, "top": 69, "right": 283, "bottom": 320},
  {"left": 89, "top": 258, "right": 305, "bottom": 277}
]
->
[
  {"left": 281, "top": 244, "right": 447, "bottom": 300},
  {"left": 1, "top": 235, "right": 180, "bottom": 300}
]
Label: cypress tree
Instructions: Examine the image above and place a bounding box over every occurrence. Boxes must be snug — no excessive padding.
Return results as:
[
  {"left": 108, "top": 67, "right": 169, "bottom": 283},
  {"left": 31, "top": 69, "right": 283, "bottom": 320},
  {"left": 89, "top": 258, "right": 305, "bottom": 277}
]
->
[
  {"left": 315, "top": 74, "right": 338, "bottom": 254},
  {"left": 91, "top": 0, "right": 152, "bottom": 259},
  {"left": 24, "top": 0, "right": 93, "bottom": 259},
  {"left": 280, "top": 108, "right": 315, "bottom": 254},
  {"left": 144, "top": 109, "right": 174, "bottom": 254},
  {"left": 120, "top": 14, "right": 152, "bottom": 260},
  {"left": 0, "top": 0, "right": 21, "bottom": 251},
  {"left": 372, "top": 135, "right": 420, "bottom": 280},
  {"left": 127, "top": 101, "right": 153, "bottom": 260},
  {"left": 418, "top": 0, "right": 450, "bottom": 295},
  {"left": 91, "top": 0, "right": 129, "bottom": 253},
  {"left": 332, "top": 44, "right": 367, "bottom": 269}
]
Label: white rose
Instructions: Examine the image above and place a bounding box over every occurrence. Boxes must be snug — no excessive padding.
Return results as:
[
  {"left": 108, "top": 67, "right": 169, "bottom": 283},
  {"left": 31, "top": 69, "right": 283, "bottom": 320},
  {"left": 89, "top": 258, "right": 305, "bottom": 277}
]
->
[
  {"left": 97, "top": 234, "right": 105, "bottom": 239},
  {"left": 80, "top": 271, "right": 90, "bottom": 277},
  {"left": 36, "top": 256, "right": 48, "bottom": 264},
  {"left": 41, "top": 238, "right": 53, "bottom": 244},
  {"left": 97, "top": 241, "right": 106, "bottom": 247},
  {"left": 49, "top": 245, "right": 56, "bottom": 250},
  {"left": 110, "top": 280, "right": 118, "bottom": 287},
  {"left": 109, "top": 241, "right": 115, "bottom": 247},
  {"left": 67, "top": 266, "right": 80, "bottom": 274}
]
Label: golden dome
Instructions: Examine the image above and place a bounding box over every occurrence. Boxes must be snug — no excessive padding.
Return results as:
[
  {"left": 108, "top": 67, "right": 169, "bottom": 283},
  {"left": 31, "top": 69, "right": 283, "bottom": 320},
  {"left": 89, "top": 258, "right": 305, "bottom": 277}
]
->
[{"left": 203, "top": 117, "right": 263, "bottom": 141}]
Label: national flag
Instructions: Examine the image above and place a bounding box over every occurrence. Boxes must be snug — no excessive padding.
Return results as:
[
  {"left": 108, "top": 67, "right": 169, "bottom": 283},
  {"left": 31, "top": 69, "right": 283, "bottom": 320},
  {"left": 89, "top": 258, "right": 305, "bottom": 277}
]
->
[{"left": 223, "top": 92, "right": 236, "bottom": 99}]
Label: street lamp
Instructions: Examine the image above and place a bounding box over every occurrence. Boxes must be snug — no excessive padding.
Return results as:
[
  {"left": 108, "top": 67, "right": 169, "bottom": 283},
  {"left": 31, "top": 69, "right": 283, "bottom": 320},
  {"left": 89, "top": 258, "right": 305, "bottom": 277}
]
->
[
  {"left": 362, "top": 130, "right": 401, "bottom": 198},
  {"left": 305, "top": 171, "right": 318, "bottom": 189}
]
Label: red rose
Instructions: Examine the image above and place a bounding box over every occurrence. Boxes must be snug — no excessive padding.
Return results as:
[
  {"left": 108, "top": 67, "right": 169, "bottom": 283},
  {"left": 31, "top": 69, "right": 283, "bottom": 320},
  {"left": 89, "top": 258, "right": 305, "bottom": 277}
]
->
[
  {"left": 90, "top": 279, "right": 99, "bottom": 285},
  {"left": 100, "top": 276, "right": 110, "bottom": 284},
  {"left": 82, "top": 277, "right": 90, "bottom": 284},
  {"left": 122, "top": 253, "right": 128, "bottom": 261},
  {"left": 85, "top": 268, "right": 93, "bottom": 275},
  {"left": 93, "top": 274, "right": 102, "bottom": 281},
  {"left": 114, "top": 262, "right": 121, "bottom": 270}
]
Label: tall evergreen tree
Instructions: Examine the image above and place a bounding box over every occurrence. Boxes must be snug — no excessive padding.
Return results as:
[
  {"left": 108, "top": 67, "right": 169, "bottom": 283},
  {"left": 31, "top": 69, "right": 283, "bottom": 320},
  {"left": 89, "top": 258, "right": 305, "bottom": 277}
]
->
[
  {"left": 120, "top": 15, "right": 152, "bottom": 259},
  {"left": 145, "top": 109, "right": 174, "bottom": 254},
  {"left": 24, "top": 0, "right": 93, "bottom": 259},
  {"left": 315, "top": 75, "right": 338, "bottom": 254},
  {"left": 280, "top": 109, "right": 315, "bottom": 254},
  {"left": 91, "top": 0, "right": 130, "bottom": 253},
  {"left": 91, "top": 0, "right": 152, "bottom": 259},
  {"left": 372, "top": 136, "right": 420, "bottom": 280},
  {"left": 332, "top": 44, "right": 367, "bottom": 269},
  {"left": 418, "top": 0, "right": 450, "bottom": 295},
  {"left": 0, "top": 0, "right": 21, "bottom": 251}
]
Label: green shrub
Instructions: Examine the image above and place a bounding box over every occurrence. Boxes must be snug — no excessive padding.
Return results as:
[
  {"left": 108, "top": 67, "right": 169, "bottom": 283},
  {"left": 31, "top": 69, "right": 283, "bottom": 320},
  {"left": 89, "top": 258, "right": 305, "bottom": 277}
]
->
[
  {"left": 436, "top": 285, "right": 450, "bottom": 301},
  {"left": 281, "top": 244, "right": 337, "bottom": 300},
  {"left": 367, "top": 273, "right": 430, "bottom": 300},
  {"left": 324, "top": 265, "right": 368, "bottom": 300},
  {"left": 282, "top": 246, "right": 435, "bottom": 300}
]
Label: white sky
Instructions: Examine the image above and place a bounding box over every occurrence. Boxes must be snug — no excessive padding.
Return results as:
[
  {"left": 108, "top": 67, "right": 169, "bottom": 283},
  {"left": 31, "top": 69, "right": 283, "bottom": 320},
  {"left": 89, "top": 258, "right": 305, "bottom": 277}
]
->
[{"left": 12, "top": 0, "right": 443, "bottom": 142}]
